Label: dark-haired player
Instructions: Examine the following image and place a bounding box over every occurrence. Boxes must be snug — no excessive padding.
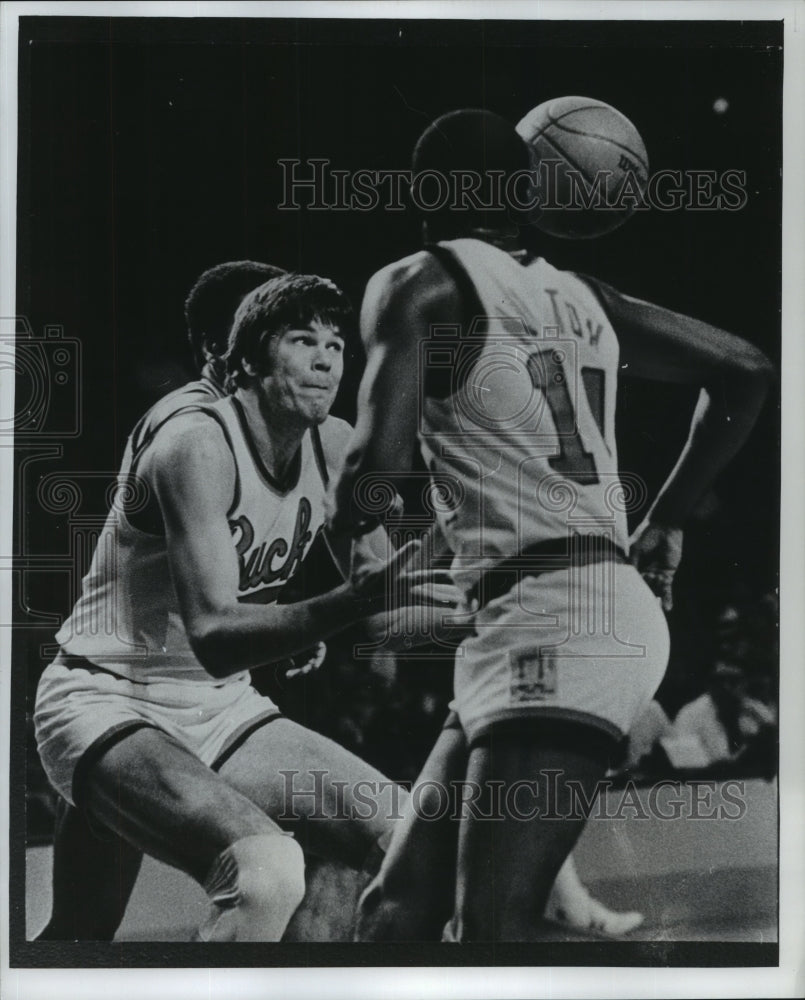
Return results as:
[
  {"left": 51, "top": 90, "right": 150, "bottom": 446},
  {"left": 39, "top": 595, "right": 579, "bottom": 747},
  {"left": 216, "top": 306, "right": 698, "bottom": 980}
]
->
[
  {"left": 34, "top": 272, "right": 427, "bottom": 942},
  {"left": 36, "top": 259, "right": 287, "bottom": 941},
  {"left": 328, "top": 109, "right": 773, "bottom": 941}
]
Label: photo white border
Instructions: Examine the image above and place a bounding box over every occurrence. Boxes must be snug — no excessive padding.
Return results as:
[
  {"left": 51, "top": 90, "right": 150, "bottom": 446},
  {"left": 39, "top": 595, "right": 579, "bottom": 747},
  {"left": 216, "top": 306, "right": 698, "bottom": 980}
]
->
[{"left": 1, "top": 2, "right": 802, "bottom": 997}]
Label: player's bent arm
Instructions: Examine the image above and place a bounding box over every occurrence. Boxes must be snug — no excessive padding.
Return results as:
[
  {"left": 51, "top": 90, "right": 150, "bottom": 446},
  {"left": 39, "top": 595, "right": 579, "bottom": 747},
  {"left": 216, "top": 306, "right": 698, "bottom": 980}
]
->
[
  {"left": 148, "top": 417, "right": 400, "bottom": 678},
  {"left": 326, "top": 256, "right": 461, "bottom": 537},
  {"left": 583, "top": 276, "right": 775, "bottom": 525}
]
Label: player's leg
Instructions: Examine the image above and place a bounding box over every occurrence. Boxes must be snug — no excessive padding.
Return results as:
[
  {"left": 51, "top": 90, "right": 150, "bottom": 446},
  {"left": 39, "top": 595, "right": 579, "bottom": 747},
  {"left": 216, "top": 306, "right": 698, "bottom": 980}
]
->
[
  {"left": 449, "top": 722, "right": 614, "bottom": 942},
  {"left": 446, "top": 563, "right": 669, "bottom": 941},
  {"left": 354, "top": 711, "right": 642, "bottom": 942},
  {"left": 354, "top": 713, "right": 466, "bottom": 941},
  {"left": 80, "top": 726, "right": 305, "bottom": 942},
  {"left": 214, "top": 716, "right": 399, "bottom": 871},
  {"left": 35, "top": 797, "right": 143, "bottom": 941}
]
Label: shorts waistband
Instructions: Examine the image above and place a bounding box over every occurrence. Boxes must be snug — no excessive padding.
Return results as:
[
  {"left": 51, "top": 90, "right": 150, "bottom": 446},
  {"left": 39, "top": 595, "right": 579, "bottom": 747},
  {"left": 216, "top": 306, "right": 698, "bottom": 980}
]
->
[
  {"left": 54, "top": 650, "right": 151, "bottom": 684},
  {"left": 467, "top": 535, "right": 629, "bottom": 610}
]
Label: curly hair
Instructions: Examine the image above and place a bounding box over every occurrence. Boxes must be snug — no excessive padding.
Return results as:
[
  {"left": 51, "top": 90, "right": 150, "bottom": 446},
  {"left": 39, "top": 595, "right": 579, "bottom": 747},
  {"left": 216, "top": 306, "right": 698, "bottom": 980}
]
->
[
  {"left": 410, "top": 108, "right": 532, "bottom": 237},
  {"left": 184, "top": 260, "right": 286, "bottom": 372}
]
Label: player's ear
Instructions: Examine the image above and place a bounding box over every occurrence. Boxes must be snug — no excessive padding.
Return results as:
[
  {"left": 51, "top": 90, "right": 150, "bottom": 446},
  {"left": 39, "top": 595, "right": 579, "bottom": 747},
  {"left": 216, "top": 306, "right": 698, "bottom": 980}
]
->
[
  {"left": 200, "top": 337, "right": 216, "bottom": 364},
  {"left": 241, "top": 359, "right": 257, "bottom": 377}
]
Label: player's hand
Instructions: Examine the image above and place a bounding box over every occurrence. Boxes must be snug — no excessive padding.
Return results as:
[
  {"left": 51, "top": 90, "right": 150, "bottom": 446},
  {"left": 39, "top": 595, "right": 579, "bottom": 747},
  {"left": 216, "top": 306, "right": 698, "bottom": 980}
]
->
[
  {"left": 348, "top": 537, "right": 423, "bottom": 612},
  {"left": 629, "top": 521, "right": 683, "bottom": 612},
  {"left": 284, "top": 641, "right": 327, "bottom": 679},
  {"left": 395, "top": 568, "right": 462, "bottom": 609}
]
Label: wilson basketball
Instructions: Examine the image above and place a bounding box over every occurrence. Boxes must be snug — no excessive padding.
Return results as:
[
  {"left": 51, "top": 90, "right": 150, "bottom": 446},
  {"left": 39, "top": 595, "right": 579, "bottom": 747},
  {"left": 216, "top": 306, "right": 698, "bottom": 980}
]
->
[{"left": 516, "top": 96, "right": 649, "bottom": 239}]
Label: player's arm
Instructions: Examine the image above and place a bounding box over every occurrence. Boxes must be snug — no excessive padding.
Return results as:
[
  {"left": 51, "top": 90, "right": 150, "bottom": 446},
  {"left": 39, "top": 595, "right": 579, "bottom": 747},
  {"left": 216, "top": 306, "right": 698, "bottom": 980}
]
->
[
  {"left": 149, "top": 415, "right": 417, "bottom": 678},
  {"left": 326, "top": 255, "right": 461, "bottom": 537},
  {"left": 586, "top": 278, "right": 774, "bottom": 525},
  {"left": 320, "top": 382, "right": 463, "bottom": 647},
  {"left": 583, "top": 276, "right": 774, "bottom": 608}
]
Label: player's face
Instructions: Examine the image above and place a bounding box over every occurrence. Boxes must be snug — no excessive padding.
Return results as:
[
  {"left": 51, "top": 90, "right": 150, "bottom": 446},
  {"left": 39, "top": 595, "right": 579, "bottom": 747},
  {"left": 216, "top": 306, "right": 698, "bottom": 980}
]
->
[{"left": 259, "top": 319, "right": 344, "bottom": 425}]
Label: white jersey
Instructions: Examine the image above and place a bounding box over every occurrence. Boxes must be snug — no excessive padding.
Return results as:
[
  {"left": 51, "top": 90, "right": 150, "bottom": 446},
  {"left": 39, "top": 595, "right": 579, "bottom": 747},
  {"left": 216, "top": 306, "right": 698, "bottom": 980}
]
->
[
  {"left": 56, "top": 392, "right": 345, "bottom": 685},
  {"left": 418, "top": 238, "right": 628, "bottom": 596}
]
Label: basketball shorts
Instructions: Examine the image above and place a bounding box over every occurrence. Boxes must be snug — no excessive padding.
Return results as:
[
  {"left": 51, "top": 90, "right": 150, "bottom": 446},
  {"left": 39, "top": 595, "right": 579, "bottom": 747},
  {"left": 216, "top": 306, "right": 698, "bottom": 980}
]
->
[
  {"left": 453, "top": 561, "right": 670, "bottom": 746},
  {"left": 34, "top": 652, "right": 282, "bottom": 807}
]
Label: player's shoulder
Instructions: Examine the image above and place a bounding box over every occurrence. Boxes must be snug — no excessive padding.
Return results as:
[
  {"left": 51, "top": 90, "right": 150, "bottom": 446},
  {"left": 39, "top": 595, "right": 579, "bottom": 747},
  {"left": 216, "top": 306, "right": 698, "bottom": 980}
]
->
[
  {"left": 564, "top": 268, "right": 622, "bottom": 308},
  {"left": 146, "top": 400, "right": 232, "bottom": 472},
  {"left": 369, "top": 248, "right": 459, "bottom": 299},
  {"left": 132, "top": 378, "right": 222, "bottom": 443},
  {"left": 156, "top": 377, "right": 221, "bottom": 412},
  {"left": 365, "top": 249, "right": 462, "bottom": 330}
]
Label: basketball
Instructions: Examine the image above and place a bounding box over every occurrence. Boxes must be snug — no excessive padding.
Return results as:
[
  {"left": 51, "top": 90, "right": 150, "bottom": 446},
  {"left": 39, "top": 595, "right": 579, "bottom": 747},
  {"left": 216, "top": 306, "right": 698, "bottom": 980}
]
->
[{"left": 516, "top": 96, "right": 649, "bottom": 239}]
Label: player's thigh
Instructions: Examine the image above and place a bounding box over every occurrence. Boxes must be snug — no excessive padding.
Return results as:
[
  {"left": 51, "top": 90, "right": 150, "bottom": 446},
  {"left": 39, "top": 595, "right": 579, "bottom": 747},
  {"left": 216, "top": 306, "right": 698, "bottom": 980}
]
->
[
  {"left": 216, "top": 717, "right": 398, "bottom": 867},
  {"left": 82, "top": 726, "right": 283, "bottom": 884}
]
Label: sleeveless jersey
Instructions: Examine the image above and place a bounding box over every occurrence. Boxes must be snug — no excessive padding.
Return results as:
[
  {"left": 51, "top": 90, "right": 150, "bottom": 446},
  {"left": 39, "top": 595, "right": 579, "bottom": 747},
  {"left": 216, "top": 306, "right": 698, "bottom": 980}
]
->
[
  {"left": 128, "top": 370, "right": 224, "bottom": 459},
  {"left": 418, "top": 238, "right": 628, "bottom": 595},
  {"left": 56, "top": 391, "right": 340, "bottom": 685}
]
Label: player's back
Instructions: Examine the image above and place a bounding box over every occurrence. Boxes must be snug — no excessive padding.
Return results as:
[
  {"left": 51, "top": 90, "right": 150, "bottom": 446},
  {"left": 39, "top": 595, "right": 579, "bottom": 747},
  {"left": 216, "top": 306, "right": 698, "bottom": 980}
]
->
[{"left": 418, "top": 238, "right": 628, "bottom": 594}]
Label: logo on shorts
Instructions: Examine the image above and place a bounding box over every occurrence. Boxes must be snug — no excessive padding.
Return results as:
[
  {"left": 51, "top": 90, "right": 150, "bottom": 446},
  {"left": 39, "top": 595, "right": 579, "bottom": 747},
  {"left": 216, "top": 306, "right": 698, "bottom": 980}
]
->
[{"left": 509, "top": 649, "right": 557, "bottom": 702}]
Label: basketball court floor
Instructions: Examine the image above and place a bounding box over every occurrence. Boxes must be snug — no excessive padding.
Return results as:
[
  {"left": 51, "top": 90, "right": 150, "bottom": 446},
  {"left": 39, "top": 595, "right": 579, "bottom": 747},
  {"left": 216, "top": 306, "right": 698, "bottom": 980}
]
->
[{"left": 25, "top": 778, "right": 777, "bottom": 943}]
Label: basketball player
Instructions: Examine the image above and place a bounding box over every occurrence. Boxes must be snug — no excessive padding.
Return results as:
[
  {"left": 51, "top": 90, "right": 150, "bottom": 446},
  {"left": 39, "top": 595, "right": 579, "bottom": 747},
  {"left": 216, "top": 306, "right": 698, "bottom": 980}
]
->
[
  {"left": 34, "top": 272, "right": 432, "bottom": 943},
  {"left": 37, "top": 256, "right": 632, "bottom": 943},
  {"left": 35, "top": 259, "right": 289, "bottom": 941},
  {"left": 327, "top": 109, "right": 773, "bottom": 941}
]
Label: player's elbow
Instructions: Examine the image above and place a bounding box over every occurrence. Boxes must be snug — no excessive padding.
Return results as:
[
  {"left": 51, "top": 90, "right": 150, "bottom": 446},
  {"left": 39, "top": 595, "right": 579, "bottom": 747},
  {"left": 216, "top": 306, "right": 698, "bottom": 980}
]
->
[
  {"left": 186, "top": 615, "right": 235, "bottom": 678},
  {"left": 716, "top": 342, "right": 776, "bottom": 407},
  {"left": 729, "top": 342, "right": 775, "bottom": 384}
]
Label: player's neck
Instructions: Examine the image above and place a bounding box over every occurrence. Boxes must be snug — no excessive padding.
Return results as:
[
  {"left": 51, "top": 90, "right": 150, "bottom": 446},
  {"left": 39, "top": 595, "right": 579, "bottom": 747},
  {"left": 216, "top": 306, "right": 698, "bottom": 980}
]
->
[
  {"left": 425, "top": 221, "right": 522, "bottom": 254},
  {"left": 235, "top": 390, "right": 307, "bottom": 482},
  {"left": 465, "top": 225, "right": 522, "bottom": 253}
]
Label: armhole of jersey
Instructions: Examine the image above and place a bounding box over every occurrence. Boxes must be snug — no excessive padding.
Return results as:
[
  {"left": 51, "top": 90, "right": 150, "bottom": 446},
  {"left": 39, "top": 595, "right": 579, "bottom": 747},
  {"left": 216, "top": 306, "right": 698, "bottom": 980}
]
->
[
  {"left": 127, "top": 404, "right": 242, "bottom": 535},
  {"left": 311, "top": 425, "right": 329, "bottom": 486},
  {"left": 423, "top": 243, "right": 486, "bottom": 327},
  {"left": 423, "top": 243, "right": 488, "bottom": 400},
  {"left": 571, "top": 271, "right": 614, "bottom": 321}
]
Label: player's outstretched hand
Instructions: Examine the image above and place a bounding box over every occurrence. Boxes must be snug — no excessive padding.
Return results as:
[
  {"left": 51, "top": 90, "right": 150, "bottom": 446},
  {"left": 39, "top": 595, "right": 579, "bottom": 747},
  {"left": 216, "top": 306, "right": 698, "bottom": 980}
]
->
[
  {"left": 348, "top": 537, "right": 423, "bottom": 612},
  {"left": 629, "top": 521, "right": 683, "bottom": 612}
]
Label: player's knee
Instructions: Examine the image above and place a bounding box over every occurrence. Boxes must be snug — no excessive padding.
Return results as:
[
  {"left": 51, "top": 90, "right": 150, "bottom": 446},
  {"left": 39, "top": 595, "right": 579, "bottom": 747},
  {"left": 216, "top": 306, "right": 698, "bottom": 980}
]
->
[
  {"left": 236, "top": 833, "right": 306, "bottom": 916},
  {"left": 201, "top": 833, "right": 306, "bottom": 942}
]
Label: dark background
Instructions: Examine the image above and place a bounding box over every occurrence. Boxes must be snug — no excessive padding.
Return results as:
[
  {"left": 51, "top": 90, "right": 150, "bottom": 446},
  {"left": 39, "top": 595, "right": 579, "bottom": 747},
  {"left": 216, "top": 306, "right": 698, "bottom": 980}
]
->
[{"left": 13, "top": 16, "right": 781, "bottom": 838}]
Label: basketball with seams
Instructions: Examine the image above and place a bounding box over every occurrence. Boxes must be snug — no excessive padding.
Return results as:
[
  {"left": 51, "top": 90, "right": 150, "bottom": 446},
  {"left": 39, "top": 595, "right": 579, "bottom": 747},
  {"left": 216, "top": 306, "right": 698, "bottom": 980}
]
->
[{"left": 516, "top": 96, "right": 649, "bottom": 239}]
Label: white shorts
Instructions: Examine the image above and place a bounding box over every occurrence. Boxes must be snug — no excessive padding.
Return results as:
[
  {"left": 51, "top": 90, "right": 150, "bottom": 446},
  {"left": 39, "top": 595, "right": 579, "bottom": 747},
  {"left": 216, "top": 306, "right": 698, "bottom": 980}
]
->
[
  {"left": 34, "top": 653, "right": 282, "bottom": 807},
  {"left": 453, "top": 561, "right": 670, "bottom": 746}
]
